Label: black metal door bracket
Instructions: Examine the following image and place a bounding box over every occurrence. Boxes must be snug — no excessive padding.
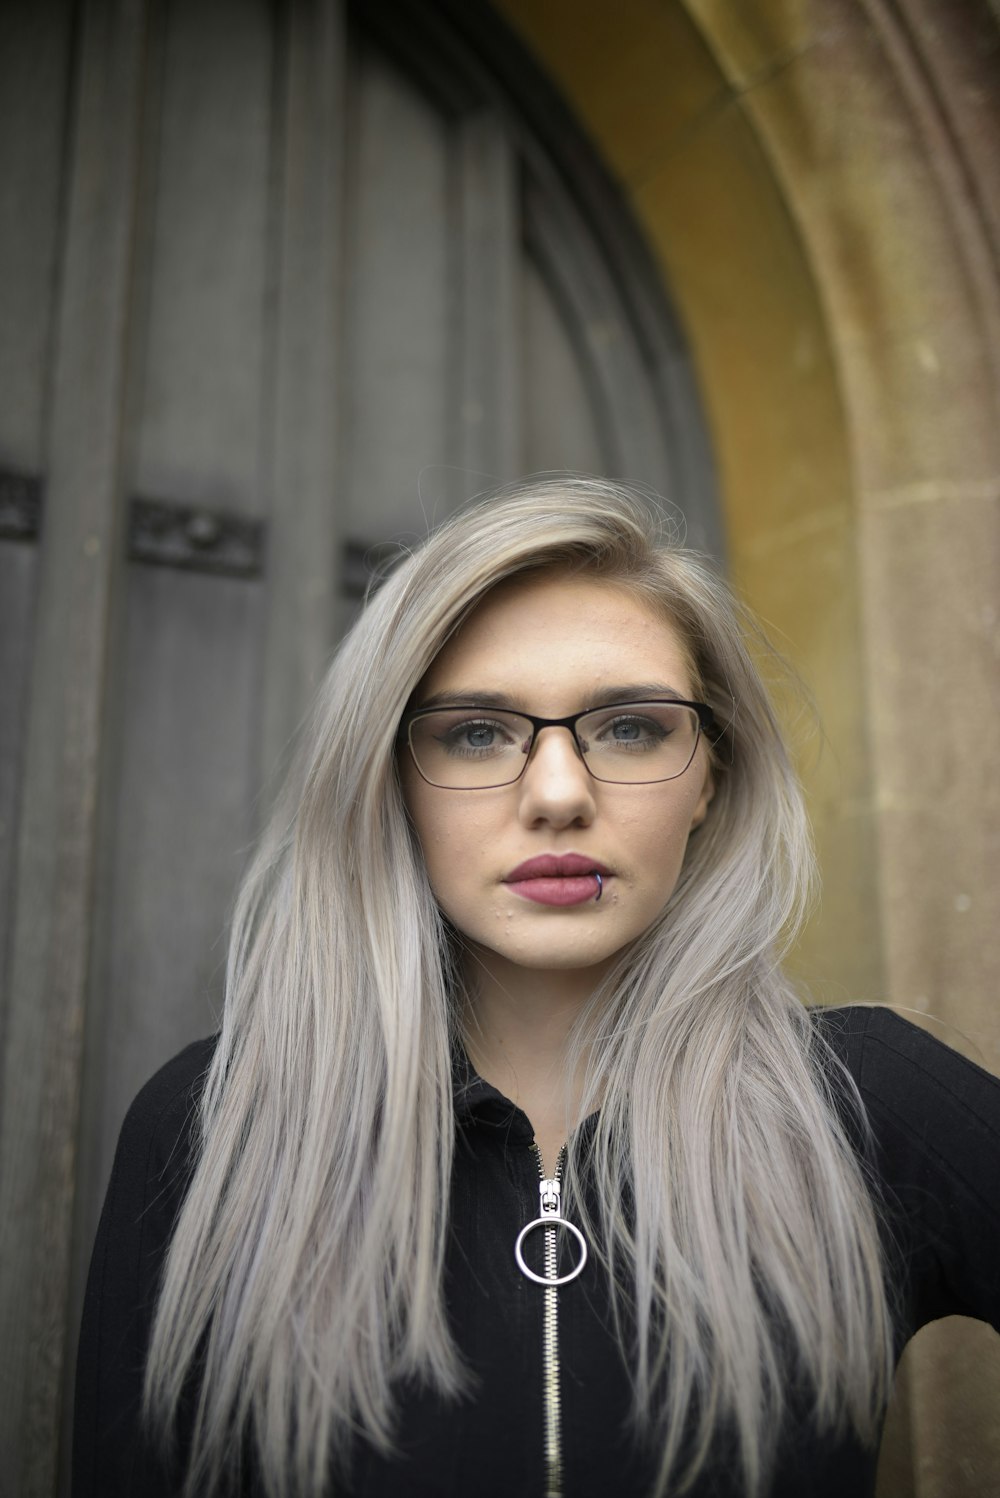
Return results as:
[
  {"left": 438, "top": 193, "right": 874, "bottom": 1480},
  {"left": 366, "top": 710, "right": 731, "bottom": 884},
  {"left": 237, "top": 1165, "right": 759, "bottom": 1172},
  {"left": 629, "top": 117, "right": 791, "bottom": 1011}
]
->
[
  {"left": 0, "top": 469, "right": 43, "bottom": 542},
  {"left": 128, "top": 496, "right": 265, "bottom": 578}
]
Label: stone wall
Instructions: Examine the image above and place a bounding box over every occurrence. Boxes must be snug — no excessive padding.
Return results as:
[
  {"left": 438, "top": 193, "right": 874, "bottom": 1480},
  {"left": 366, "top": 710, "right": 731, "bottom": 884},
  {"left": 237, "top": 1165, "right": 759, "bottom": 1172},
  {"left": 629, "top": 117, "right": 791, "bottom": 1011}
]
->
[{"left": 494, "top": 1, "right": 1000, "bottom": 1492}]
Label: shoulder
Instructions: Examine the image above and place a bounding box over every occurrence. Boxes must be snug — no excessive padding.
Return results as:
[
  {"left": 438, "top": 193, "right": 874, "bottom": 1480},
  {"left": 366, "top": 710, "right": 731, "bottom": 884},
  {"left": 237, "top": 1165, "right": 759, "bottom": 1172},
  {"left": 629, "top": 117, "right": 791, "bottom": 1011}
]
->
[
  {"left": 809, "top": 1004, "right": 1000, "bottom": 1219},
  {"left": 811, "top": 1006, "right": 1000, "bottom": 1331},
  {"left": 809, "top": 1003, "right": 1000, "bottom": 1109},
  {"left": 115, "top": 1036, "right": 219, "bottom": 1180},
  {"left": 104, "top": 1036, "right": 219, "bottom": 1240}
]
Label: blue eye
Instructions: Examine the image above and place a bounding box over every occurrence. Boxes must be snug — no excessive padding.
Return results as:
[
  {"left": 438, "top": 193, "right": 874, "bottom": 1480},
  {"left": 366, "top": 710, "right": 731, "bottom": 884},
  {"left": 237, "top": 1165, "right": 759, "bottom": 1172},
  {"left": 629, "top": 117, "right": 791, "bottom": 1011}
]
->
[
  {"left": 464, "top": 723, "right": 498, "bottom": 749},
  {"left": 597, "top": 714, "right": 668, "bottom": 751},
  {"left": 436, "top": 717, "right": 518, "bottom": 758}
]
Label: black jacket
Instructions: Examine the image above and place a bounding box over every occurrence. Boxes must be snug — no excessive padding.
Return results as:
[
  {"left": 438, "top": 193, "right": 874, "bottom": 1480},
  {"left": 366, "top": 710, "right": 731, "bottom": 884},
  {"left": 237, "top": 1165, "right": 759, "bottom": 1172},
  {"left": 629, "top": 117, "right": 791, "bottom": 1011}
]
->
[{"left": 73, "top": 1006, "right": 1000, "bottom": 1496}]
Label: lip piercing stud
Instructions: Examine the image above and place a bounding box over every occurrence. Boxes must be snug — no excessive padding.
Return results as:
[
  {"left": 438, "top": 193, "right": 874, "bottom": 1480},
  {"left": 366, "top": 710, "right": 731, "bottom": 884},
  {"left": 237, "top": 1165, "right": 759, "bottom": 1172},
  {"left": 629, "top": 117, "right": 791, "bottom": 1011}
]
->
[{"left": 594, "top": 873, "right": 603, "bottom": 902}]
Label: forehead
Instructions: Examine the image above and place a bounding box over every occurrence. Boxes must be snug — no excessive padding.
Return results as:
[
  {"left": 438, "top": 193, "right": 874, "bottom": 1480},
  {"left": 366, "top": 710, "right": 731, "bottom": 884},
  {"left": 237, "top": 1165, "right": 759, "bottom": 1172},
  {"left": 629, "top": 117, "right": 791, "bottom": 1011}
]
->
[{"left": 418, "top": 572, "right": 696, "bottom": 703}]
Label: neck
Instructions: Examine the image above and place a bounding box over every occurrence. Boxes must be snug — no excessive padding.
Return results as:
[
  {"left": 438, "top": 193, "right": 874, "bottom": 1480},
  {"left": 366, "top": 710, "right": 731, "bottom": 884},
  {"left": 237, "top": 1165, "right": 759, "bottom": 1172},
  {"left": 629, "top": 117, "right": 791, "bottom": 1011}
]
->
[{"left": 460, "top": 948, "right": 610, "bottom": 1173}]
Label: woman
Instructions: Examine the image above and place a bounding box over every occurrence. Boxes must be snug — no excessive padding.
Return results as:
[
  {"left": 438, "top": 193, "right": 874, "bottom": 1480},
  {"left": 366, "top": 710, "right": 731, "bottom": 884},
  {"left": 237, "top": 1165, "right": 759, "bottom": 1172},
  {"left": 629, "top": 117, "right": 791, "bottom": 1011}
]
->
[{"left": 74, "top": 477, "right": 1000, "bottom": 1498}]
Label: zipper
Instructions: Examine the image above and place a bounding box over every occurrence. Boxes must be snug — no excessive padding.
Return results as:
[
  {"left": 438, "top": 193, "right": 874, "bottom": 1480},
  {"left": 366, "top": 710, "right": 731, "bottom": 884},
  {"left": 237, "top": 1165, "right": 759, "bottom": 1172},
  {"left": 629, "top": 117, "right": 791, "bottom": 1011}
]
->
[
  {"left": 513, "top": 1143, "right": 589, "bottom": 1498},
  {"left": 535, "top": 1143, "right": 565, "bottom": 1498}
]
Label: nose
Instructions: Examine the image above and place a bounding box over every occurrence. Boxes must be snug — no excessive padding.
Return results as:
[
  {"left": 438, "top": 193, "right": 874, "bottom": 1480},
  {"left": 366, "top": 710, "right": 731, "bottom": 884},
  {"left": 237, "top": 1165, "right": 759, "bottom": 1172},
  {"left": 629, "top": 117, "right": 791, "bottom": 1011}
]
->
[{"left": 517, "top": 725, "right": 597, "bottom": 829}]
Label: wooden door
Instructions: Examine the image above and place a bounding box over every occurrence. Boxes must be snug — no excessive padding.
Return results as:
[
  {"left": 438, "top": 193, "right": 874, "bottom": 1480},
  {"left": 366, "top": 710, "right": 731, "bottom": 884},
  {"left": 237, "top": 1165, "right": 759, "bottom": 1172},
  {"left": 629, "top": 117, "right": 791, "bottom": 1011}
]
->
[{"left": 0, "top": 2, "right": 717, "bottom": 1491}]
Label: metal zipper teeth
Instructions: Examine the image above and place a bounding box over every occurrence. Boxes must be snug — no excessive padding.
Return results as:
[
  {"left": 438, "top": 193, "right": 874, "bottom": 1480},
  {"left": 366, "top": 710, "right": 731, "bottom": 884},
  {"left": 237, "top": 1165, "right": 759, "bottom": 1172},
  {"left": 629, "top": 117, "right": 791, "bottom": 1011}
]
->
[{"left": 531, "top": 1142, "right": 566, "bottom": 1498}]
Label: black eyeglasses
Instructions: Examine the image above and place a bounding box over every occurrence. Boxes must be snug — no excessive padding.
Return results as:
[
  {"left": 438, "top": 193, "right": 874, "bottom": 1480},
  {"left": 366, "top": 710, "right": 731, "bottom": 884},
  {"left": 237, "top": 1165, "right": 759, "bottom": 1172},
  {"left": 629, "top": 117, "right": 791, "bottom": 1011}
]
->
[{"left": 401, "top": 699, "right": 716, "bottom": 790}]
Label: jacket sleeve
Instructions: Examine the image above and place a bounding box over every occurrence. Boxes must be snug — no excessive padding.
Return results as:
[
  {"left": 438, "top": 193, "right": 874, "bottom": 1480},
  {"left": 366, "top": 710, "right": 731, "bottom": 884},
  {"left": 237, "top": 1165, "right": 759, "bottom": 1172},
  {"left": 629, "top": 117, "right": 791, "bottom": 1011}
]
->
[
  {"left": 815, "top": 1005, "right": 1000, "bottom": 1339},
  {"left": 72, "top": 1037, "right": 216, "bottom": 1497}
]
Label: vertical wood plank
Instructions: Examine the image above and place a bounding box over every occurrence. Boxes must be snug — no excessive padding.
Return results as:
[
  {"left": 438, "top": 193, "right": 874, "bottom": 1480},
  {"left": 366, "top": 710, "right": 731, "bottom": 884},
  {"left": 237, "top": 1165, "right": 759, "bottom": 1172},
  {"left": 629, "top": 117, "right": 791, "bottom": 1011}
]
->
[
  {"left": 260, "top": 0, "right": 348, "bottom": 779},
  {"left": 0, "top": 0, "right": 75, "bottom": 1048},
  {"left": 132, "top": 0, "right": 273, "bottom": 508},
  {"left": 0, "top": 0, "right": 73, "bottom": 472},
  {"left": 62, "top": 4, "right": 278, "bottom": 1485},
  {"left": 0, "top": 1, "right": 149, "bottom": 1493},
  {"left": 523, "top": 169, "right": 672, "bottom": 494},
  {"left": 72, "top": 0, "right": 276, "bottom": 1307},
  {"left": 0, "top": 543, "right": 39, "bottom": 1059},
  {"left": 454, "top": 111, "right": 521, "bottom": 487},
  {"left": 341, "top": 39, "right": 452, "bottom": 545},
  {"left": 521, "top": 254, "right": 606, "bottom": 475},
  {"left": 91, "top": 566, "right": 264, "bottom": 1184}
]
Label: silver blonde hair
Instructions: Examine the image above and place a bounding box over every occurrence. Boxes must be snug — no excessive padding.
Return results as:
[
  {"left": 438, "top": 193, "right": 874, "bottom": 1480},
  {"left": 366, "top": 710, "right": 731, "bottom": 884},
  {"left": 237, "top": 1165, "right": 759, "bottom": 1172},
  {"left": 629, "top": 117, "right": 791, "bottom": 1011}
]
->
[{"left": 145, "top": 476, "right": 894, "bottom": 1496}]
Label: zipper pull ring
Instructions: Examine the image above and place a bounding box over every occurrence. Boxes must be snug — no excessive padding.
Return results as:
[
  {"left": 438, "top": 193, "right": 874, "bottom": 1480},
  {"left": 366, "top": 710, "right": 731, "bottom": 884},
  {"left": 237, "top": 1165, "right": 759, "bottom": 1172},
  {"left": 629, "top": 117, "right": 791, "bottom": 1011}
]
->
[{"left": 515, "top": 1176, "right": 589, "bottom": 1286}]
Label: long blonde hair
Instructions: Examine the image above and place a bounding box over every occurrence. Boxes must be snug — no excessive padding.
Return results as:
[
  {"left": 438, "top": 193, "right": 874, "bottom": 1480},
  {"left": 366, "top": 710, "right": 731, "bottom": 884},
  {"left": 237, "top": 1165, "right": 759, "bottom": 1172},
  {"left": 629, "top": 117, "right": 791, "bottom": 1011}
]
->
[{"left": 145, "top": 476, "right": 894, "bottom": 1496}]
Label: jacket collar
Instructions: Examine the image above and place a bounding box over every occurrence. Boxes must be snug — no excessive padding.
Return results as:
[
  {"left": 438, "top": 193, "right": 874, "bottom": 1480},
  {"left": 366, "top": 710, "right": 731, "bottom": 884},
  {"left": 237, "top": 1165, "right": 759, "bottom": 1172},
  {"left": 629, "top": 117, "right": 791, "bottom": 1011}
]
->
[
  {"left": 451, "top": 1046, "right": 599, "bottom": 1148},
  {"left": 452, "top": 1046, "right": 530, "bottom": 1130}
]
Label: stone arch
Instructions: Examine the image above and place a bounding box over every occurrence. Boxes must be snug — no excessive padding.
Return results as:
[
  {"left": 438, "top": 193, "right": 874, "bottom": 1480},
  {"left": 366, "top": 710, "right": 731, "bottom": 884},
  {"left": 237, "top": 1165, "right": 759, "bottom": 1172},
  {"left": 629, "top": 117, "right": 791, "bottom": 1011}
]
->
[{"left": 495, "top": 1, "right": 1000, "bottom": 1492}]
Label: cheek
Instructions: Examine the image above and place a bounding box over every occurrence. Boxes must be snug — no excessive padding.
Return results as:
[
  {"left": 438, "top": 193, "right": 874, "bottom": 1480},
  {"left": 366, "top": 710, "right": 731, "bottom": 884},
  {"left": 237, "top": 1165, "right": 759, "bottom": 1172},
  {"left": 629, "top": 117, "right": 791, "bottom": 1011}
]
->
[
  {"left": 403, "top": 782, "right": 488, "bottom": 903},
  {"left": 625, "top": 790, "right": 700, "bottom": 856},
  {"left": 618, "top": 797, "right": 701, "bottom": 908}
]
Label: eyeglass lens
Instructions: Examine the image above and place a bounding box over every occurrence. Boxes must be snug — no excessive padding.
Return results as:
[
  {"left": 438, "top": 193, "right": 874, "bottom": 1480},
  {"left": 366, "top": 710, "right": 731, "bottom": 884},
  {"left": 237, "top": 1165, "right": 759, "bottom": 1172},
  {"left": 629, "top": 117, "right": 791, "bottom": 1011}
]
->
[{"left": 408, "top": 703, "right": 702, "bottom": 788}]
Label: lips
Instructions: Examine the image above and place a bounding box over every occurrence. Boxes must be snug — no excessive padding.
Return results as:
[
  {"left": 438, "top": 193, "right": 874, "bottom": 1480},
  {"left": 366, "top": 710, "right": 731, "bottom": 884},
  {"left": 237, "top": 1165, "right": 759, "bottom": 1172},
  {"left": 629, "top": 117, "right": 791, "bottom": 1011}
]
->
[
  {"left": 503, "top": 853, "right": 612, "bottom": 907},
  {"left": 505, "top": 854, "right": 612, "bottom": 881}
]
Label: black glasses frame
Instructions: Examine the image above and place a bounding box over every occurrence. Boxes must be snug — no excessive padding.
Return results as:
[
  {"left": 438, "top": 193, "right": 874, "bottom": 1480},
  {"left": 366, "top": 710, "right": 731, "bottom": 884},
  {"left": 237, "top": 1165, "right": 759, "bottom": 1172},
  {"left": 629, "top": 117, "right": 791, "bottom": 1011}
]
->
[{"left": 400, "top": 698, "right": 718, "bottom": 789}]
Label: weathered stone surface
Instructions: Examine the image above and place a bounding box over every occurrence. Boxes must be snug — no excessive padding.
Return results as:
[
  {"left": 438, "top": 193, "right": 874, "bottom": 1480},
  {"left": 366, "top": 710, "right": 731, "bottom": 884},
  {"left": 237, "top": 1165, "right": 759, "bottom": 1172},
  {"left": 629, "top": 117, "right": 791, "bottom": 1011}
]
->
[
  {"left": 736, "top": 510, "right": 883, "bottom": 999},
  {"left": 684, "top": 0, "right": 814, "bottom": 88},
  {"left": 487, "top": 3, "right": 1000, "bottom": 1493},
  {"left": 882, "top": 1322, "right": 1000, "bottom": 1498}
]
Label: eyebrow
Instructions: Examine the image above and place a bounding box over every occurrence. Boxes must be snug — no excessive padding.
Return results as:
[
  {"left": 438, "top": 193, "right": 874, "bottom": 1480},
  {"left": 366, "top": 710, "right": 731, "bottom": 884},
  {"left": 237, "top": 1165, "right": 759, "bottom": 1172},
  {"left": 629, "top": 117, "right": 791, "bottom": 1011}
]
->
[{"left": 414, "top": 683, "right": 691, "bottom": 711}]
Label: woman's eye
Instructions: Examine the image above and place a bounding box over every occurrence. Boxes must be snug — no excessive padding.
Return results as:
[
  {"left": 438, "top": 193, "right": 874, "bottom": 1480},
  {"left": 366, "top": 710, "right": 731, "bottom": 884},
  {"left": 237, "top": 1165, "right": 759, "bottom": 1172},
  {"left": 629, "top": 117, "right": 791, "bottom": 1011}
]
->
[
  {"left": 438, "top": 718, "right": 515, "bottom": 756},
  {"left": 600, "top": 715, "right": 667, "bottom": 749}
]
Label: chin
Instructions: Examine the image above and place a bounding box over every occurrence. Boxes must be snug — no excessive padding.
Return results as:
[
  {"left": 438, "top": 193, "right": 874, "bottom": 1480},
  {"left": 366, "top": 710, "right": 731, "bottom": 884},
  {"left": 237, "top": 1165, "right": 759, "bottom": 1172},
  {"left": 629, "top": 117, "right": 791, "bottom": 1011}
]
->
[{"left": 489, "top": 941, "right": 626, "bottom": 974}]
